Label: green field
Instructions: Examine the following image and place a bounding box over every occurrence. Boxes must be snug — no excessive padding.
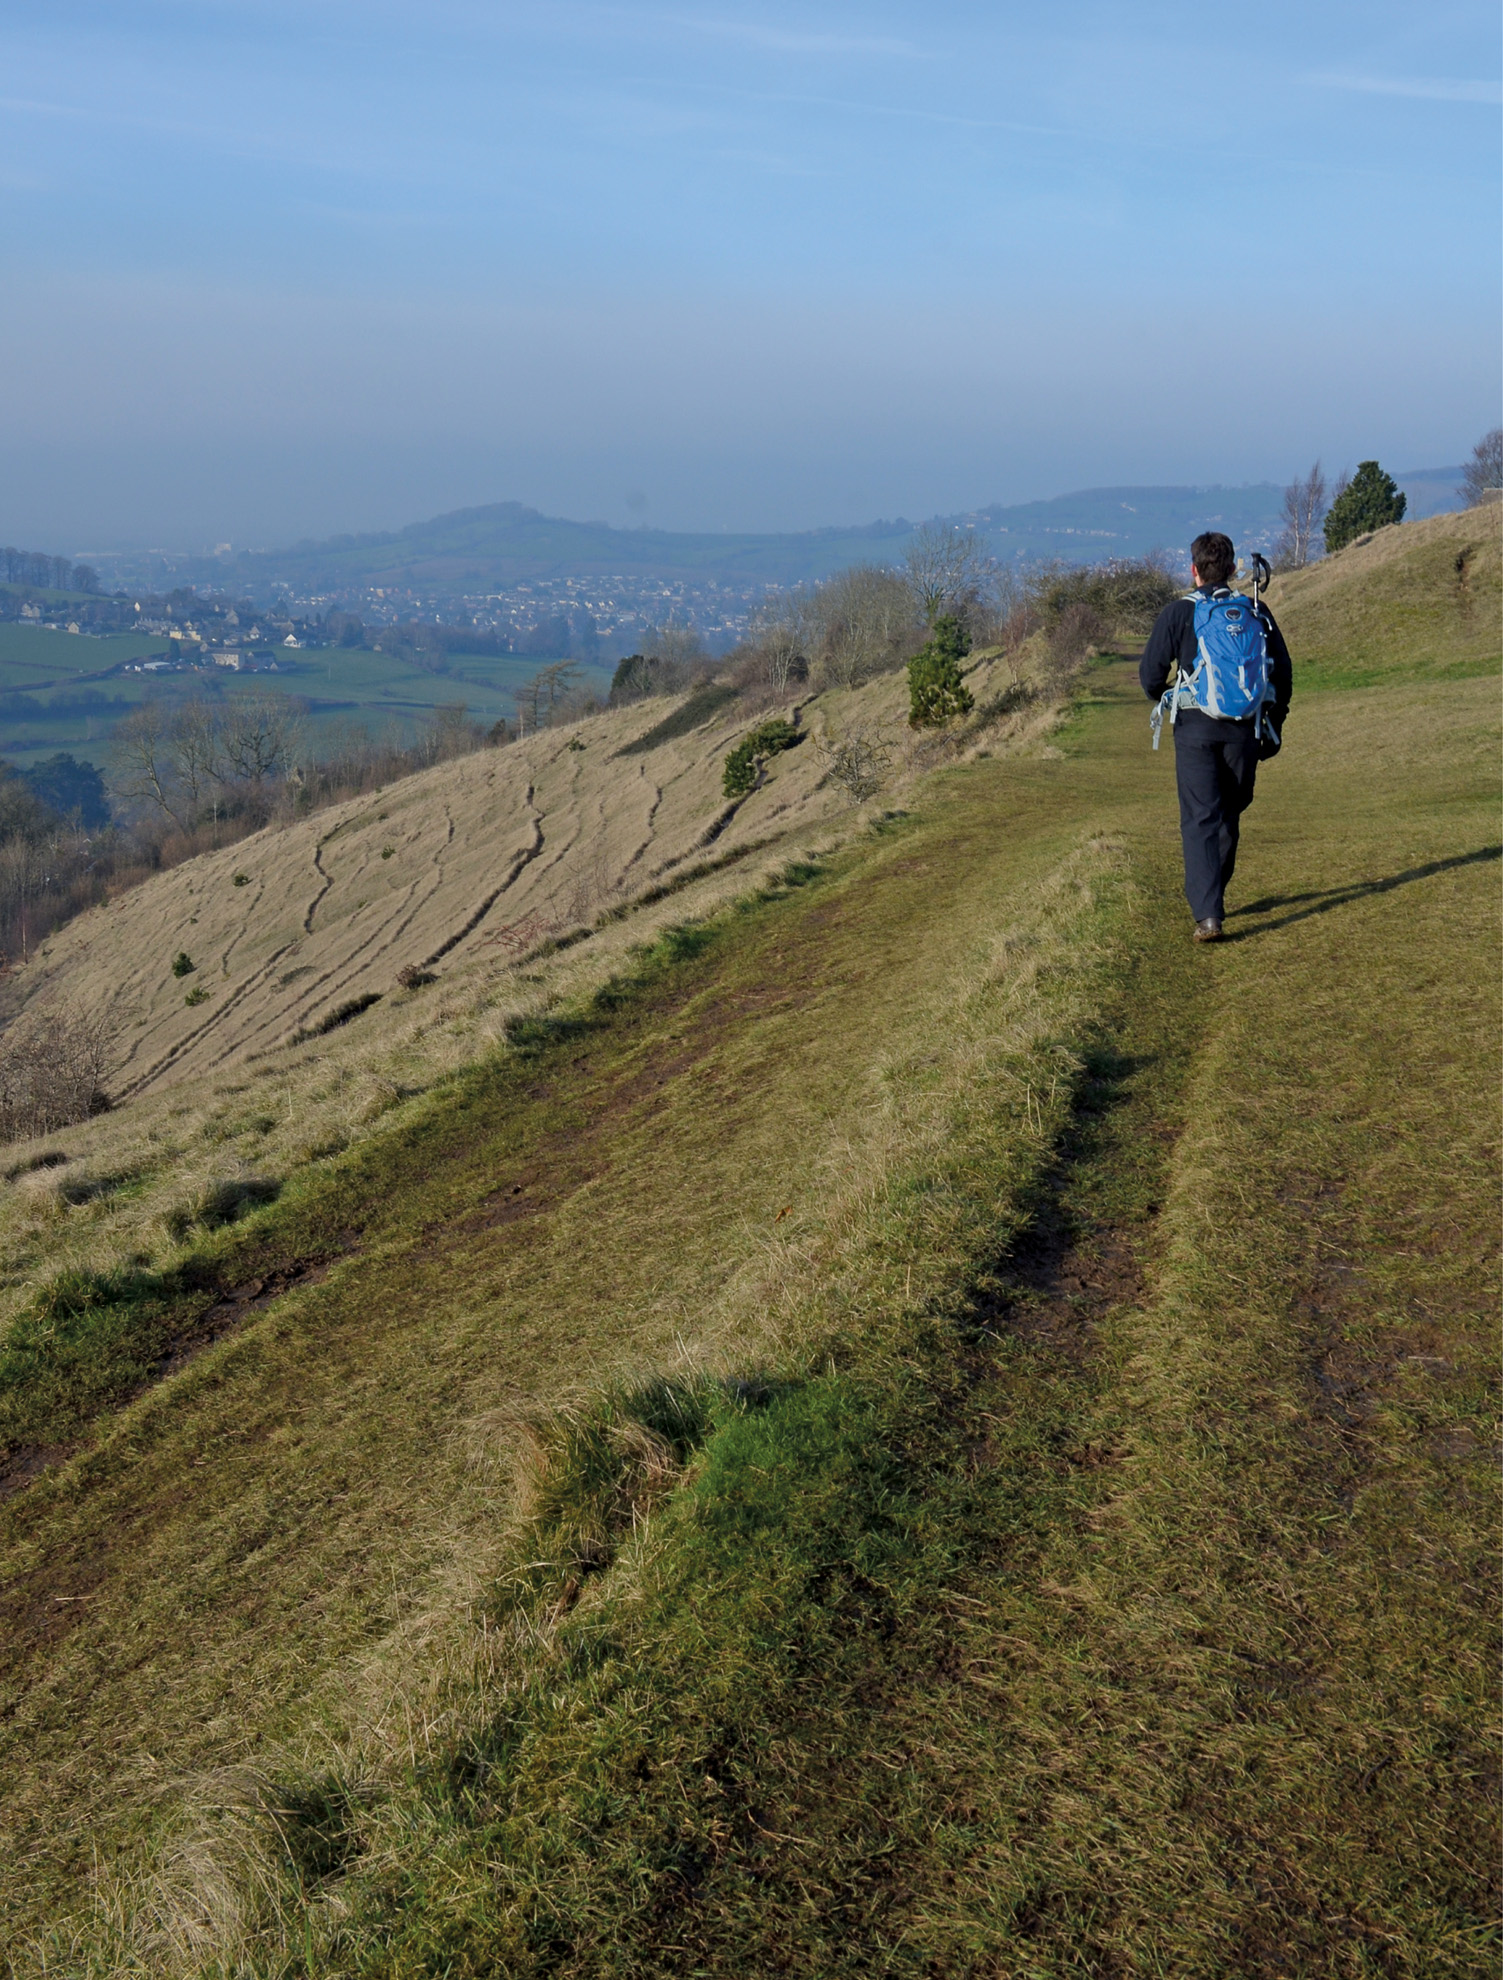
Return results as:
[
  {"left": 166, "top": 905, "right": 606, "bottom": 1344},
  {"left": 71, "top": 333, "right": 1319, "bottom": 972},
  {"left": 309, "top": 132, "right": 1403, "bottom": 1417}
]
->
[{"left": 0, "top": 624, "right": 615, "bottom": 780}]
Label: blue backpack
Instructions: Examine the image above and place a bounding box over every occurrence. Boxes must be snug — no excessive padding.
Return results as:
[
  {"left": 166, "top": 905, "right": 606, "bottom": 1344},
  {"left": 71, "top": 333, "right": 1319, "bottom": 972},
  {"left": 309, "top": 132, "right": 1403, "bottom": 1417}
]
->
[{"left": 1151, "top": 588, "right": 1277, "bottom": 749}]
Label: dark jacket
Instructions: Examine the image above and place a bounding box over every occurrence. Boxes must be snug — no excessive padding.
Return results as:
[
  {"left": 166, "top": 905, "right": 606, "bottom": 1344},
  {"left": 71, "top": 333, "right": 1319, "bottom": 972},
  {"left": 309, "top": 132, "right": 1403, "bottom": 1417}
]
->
[{"left": 1139, "top": 587, "right": 1293, "bottom": 727}]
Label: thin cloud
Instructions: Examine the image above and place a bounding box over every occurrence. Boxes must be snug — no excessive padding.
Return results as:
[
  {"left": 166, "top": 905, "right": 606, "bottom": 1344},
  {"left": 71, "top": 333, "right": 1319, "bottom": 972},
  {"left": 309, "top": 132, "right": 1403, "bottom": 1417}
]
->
[
  {"left": 672, "top": 18, "right": 923, "bottom": 59},
  {"left": 1305, "top": 72, "right": 1502, "bottom": 104}
]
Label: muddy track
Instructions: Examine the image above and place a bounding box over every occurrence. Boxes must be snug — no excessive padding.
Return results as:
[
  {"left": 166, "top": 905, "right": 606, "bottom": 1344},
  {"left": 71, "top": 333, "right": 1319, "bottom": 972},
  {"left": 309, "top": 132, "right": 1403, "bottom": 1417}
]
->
[{"left": 0, "top": 1242, "right": 355, "bottom": 1518}]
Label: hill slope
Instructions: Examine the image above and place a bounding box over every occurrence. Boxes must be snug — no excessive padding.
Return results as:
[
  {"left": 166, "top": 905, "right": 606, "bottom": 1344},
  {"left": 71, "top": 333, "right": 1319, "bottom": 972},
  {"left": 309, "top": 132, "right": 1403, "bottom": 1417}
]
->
[
  {"left": 181, "top": 482, "right": 1293, "bottom": 600},
  {"left": 0, "top": 518, "right": 1497, "bottom": 1974},
  {"left": 1268, "top": 503, "right": 1501, "bottom": 687},
  {"left": 0, "top": 647, "right": 1024, "bottom": 1110}
]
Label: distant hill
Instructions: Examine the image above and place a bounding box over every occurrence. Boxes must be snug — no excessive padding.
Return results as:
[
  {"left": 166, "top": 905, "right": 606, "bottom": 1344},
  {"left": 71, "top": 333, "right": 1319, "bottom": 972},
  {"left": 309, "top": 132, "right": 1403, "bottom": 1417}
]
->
[
  {"left": 172, "top": 470, "right": 1467, "bottom": 603},
  {"left": 1394, "top": 465, "right": 1465, "bottom": 519},
  {"left": 186, "top": 505, "right": 919, "bottom": 597},
  {"left": 185, "top": 484, "right": 1289, "bottom": 601}
]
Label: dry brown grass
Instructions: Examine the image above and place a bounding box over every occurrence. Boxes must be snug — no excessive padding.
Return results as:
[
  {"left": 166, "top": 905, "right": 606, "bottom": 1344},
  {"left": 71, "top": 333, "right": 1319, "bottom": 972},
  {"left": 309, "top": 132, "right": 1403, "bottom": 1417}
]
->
[{"left": 0, "top": 647, "right": 1056, "bottom": 1346}]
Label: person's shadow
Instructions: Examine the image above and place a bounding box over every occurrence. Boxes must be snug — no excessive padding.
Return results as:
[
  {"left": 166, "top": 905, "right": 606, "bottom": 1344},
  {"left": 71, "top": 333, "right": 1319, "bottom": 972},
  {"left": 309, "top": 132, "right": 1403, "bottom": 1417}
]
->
[{"left": 1224, "top": 844, "right": 1501, "bottom": 941}]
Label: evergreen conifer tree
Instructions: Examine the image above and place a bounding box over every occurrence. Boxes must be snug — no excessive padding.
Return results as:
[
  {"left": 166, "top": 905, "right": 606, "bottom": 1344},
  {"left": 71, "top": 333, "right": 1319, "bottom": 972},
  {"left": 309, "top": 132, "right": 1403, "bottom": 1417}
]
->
[
  {"left": 906, "top": 616, "right": 974, "bottom": 728},
  {"left": 1322, "top": 461, "right": 1406, "bottom": 554}
]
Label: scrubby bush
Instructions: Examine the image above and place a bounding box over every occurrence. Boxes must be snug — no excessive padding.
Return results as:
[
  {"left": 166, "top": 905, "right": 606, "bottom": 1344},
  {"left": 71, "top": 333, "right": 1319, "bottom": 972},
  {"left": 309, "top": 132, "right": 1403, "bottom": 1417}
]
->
[
  {"left": 805, "top": 566, "right": 921, "bottom": 689},
  {"left": 1324, "top": 461, "right": 1406, "bottom": 553},
  {"left": 609, "top": 625, "right": 713, "bottom": 706},
  {"left": 0, "top": 1004, "right": 115, "bottom": 1142},
  {"left": 817, "top": 725, "right": 893, "bottom": 803},
  {"left": 1036, "top": 558, "right": 1178, "bottom": 638},
  {"left": 1046, "top": 600, "right": 1111, "bottom": 674},
  {"left": 171, "top": 951, "right": 195, "bottom": 977},
  {"left": 907, "top": 617, "right": 974, "bottom": 728},
  {"left": 977, "top": 557, "right": 1177, "bottom": 658},
  {"left": 722, "top": 718, "right": 802, "bottom": 799}
]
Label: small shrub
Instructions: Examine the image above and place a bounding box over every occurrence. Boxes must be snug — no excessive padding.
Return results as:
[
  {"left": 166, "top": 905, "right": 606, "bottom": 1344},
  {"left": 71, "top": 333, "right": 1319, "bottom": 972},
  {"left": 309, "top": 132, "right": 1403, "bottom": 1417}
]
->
[
  {"left": 396, "top": 965, "right": 437, "bottom": 990},
  {"left": 171, "top": 951, "right": 195, "bottom": 978},
  {"left": 184, "top": 985, "right": 211, "bottom": 1007},
  {"left": 232, "top": 872, "right": 250, "bottom": 887},
  {"left": 381, "top": 845, "right": 395, "bottom": 859},
  {"left": 907, "top": 616, "right": 974, "bottom": 728},
  {"left": 817, "top": 726, "right": 893, "bottom": 803},
  {"left": 722, "top": 717, "right": 802, "bottom": 799},
  {"left": 567, "top": 736, "right": 586, "bottom": 752}
]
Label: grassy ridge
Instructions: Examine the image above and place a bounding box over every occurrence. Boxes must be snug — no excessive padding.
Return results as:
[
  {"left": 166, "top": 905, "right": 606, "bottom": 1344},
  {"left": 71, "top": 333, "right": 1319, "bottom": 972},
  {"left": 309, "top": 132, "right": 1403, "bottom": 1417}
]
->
[
  {"left": 2, "top": 602, "right": 1497, "bottom": 1975},
  {"left": 194, "top": 674, "right": 1498, "bottom": 1976},
  {"left": 1, "top": 748, "right": 1105, "bottom": 1958}
]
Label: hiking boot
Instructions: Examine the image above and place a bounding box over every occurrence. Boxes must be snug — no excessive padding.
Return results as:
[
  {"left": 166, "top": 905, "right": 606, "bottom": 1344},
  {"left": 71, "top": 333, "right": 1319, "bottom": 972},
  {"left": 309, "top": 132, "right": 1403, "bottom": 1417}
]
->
[{"left": 1193, "top": 918, "right": 1223, "bottom": 943}]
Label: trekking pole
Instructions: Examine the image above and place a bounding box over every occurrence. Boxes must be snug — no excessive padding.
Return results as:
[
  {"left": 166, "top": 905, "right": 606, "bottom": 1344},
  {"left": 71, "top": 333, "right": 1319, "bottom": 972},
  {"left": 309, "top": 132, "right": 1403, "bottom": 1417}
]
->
[{"left": 1249, "top": 553, "right": 1274, "bottom": 746}]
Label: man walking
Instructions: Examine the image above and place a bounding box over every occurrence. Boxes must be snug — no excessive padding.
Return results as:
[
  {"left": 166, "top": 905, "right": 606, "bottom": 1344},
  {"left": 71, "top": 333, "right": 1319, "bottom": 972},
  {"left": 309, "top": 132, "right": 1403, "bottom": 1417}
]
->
[{"left": 1140, "top": 530, "right": 1293, "bottom": 941}]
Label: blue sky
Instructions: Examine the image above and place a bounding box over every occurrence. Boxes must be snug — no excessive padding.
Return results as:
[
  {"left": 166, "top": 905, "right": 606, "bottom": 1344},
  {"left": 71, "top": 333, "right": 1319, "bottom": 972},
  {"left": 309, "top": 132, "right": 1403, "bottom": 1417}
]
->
[{"left": 1, "top": 0, "right": 1499, "bottom": 548}]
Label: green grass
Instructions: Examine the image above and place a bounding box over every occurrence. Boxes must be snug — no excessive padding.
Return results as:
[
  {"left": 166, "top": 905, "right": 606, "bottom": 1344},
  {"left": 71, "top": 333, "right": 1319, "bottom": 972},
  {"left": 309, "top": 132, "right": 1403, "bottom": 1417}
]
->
[
  {"left": 0, "top": 622, "right": 186, "bottom": 688},
  {"left": 0, "top": 609, "right": 1497, "bottom": 1974},
  {"left": 0, "top": 625, "right": 614, "bottom": 774},
  {"left": 1270, "top": 508, "right": 1501, "bottom": 689}
]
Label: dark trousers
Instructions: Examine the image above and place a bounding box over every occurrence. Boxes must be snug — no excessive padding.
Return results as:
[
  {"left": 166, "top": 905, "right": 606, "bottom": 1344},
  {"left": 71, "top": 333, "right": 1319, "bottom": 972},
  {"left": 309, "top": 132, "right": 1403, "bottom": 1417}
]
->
[{"left": 1173, "top": 715, "right": 1259, "bottom": 923}]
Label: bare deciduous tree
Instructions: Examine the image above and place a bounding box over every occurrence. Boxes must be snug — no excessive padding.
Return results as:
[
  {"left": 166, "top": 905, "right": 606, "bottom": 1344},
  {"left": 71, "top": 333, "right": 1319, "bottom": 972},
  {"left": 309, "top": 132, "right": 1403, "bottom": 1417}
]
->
[
  {"left": 640, "top": 620, "right": 709, "bottom": 673},
  {"left": 1274, "top": 461, "right": 1328, "bottom": 569},
  {"left": 220, "top": 691, "right": 299, "bottom": 788},
  {"left": 746, "top": 598, "right": 812, "bottom": 697},
  {"left": 516, "top": 663, "right": 583, "bottom": 734},
  {"left": 808, "top": 566, "right": 918, "bottom": 689},
  {"left": 114, "top": 700, "right": 191, "bottom": 831},
  {"left": 1461, "top": 427, "right": 1503, "bottom": 507},
  {"left": 426, "top": 703, "right": 485, "bottom": 762},
  {"left": 171, "top": 698, "right": 225, "bottom": 817},
  {"left": 903, "top": 524, "right": 996, "bottom": 626}
]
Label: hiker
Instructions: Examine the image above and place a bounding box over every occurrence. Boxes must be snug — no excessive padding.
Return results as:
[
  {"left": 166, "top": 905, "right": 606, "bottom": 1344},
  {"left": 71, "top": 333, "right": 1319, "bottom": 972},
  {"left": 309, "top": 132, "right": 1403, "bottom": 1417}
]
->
[{"left": 1140, "top": 530, "right": 1293, "bottom": 942}]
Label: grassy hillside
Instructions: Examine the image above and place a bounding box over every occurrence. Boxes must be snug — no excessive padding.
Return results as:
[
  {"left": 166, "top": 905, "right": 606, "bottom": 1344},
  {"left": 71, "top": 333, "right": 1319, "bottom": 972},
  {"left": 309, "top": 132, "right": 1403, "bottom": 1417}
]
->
[
  {"left": 0, "top": 521, "right": 1497, "bottom": 1975},
  {"left": 1267, "top": 503, "right": 1501, "bottom": 688}
]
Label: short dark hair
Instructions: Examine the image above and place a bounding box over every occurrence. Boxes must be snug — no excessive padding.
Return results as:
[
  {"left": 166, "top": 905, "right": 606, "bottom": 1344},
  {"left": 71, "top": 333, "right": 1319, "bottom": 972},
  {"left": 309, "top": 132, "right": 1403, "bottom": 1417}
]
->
[{"left": 1191, "top": 531, "right": 1236, "bottom": 586}]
